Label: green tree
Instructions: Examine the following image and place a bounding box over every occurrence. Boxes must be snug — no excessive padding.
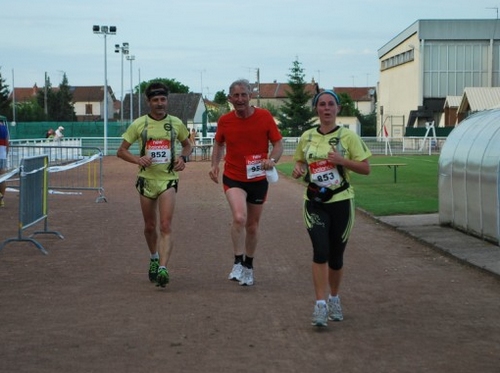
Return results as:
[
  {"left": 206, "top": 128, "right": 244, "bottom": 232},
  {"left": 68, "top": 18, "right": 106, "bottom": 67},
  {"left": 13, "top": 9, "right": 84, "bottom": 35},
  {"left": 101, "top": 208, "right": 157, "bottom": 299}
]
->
[
  {"left": 0, "top": 67, "right": 11, "bottom": 119},
  {"left": 359, "top": 112, "right": 377, "bottom": 136},
  {"left": 276, "top": 60, "right": 315, "bottom": 137},
  {"left": 213, "top": 90, "right": 228, "bottom": 106},
  {"left": 261, "top": 102, "right": 279, "bottom": 117},
  {"left": 206, "top": 90, "right": 230, "bottom": 123},
  {"left": 336, "top": 92, "right": 376, "bottom": 136},
  {"left": 138, "top": 78, "right": 189, "bottom": 94},
  {"left": 15, "top": 99, "right": 45, "bottom": 122},
  {"left": 36, "top": 76, "right": 56, "bottom": 121},
  {"left": 337, "top": 93, "right": 360, "bottom": 117},
  {"left": 53, "top": 73, "right": 76, "bottom": 121}
]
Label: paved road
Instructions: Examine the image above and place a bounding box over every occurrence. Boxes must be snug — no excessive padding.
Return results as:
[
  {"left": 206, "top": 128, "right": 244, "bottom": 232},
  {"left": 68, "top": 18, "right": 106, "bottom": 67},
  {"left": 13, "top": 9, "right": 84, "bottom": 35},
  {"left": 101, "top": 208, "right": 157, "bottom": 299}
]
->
[
  {"left": 378, "top": 213, "right": 500, "bottom": 279},
  {"left": 0, "top": 157, "right": 499, "bottom": 373}
]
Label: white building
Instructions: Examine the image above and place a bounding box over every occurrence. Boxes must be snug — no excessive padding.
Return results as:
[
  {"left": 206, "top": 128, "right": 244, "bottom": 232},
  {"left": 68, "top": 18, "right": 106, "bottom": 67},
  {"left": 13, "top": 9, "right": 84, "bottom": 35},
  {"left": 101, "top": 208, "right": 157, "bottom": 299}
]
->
[{"left": 378, "top": 19, "right": 500, "bottom": 137}]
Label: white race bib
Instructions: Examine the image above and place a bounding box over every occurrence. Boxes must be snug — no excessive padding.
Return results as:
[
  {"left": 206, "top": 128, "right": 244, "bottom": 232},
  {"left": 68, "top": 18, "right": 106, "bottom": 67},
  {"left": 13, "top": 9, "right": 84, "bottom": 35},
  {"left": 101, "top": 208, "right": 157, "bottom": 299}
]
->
[
  {"left": 245, "top": 154, "right": 265, "bottom": 179},
  {"left": 309, "top": 160, "right": 343, "bottom": 188},
  {"left": 146, "top": 139, "right": 171, "bottom": 164}
]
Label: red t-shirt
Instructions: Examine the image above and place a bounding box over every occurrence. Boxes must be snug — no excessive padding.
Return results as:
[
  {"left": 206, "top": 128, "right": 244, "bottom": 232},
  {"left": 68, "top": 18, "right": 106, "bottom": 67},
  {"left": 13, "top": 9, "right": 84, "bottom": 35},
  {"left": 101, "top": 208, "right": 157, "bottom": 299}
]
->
[{"left": 215, "top": 107, "right": 282, "bottom": 182}]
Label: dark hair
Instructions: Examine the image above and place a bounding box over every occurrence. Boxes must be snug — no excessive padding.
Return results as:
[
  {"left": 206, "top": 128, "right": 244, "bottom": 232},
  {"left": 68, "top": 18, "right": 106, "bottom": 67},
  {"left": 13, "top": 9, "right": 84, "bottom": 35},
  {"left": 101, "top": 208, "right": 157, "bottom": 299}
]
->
[
  {"left": 145, "top": 82, "right": 169, "bottom": 99},
  {"left": 312, "top": 90, "right": 340, "bottom": 107}
]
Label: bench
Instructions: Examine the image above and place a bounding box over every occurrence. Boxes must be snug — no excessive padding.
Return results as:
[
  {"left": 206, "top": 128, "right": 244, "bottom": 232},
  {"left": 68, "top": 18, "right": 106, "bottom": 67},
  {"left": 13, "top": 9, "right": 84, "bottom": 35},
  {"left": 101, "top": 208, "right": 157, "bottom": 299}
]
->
[
  {"left": 371, "top": 163, "right": 407, "bottom": 183},
  {"left": 190, "top": 144, "right": 212, "bottom": 161}
]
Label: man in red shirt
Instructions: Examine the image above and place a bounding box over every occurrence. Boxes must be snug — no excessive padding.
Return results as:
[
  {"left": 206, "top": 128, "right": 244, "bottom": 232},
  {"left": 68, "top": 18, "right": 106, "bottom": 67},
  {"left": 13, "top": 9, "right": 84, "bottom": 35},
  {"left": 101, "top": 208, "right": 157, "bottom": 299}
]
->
[{"left": 209, "top": 79, "right": 283, "bottom": 286}]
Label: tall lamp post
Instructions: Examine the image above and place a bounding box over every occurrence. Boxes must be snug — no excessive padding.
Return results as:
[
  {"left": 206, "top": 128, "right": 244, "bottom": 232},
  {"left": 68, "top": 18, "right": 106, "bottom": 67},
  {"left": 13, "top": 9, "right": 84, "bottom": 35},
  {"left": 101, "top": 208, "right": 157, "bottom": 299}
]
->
[
  {"left": 138, "top": 68, "right": 141, "bottom": 117},
  {"left": 114, "top": 42, "right": 129, "bottom": 126},
  {"left": 126, "top": 55, "right": 135, "bottom": 123},
  {"left": 92, "top": 24, "right": 116, "bottom": 156}
]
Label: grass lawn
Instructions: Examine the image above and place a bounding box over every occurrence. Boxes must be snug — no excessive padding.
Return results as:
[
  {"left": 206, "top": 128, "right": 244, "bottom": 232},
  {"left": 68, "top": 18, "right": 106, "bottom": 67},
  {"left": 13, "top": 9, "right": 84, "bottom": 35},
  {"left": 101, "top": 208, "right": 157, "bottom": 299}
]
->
[{"left": 276, "top": 155, "right": 439, "bottom": 216}]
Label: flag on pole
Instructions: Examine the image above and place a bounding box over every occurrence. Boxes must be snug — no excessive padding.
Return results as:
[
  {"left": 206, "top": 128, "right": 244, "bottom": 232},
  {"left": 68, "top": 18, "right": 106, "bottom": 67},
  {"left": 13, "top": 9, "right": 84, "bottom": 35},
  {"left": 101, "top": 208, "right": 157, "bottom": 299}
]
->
[{"left": 383, "top": 124, "right": 389, "bottom": 138}]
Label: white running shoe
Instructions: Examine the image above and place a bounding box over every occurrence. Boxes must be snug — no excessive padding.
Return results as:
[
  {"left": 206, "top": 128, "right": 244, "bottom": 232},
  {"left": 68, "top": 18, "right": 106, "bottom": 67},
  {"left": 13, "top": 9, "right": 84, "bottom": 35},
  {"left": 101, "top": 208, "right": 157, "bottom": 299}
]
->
[
  {"left": 228, "top": 263, "right": 244, "bottom": 281},
  {"left": 312, "top": 303, "right": 328, "bottom": 327},
  {"left": 327, "top": 297, "right": 344, "bottom": 321},
  {"left": 238, "top": 267, "right": 254, "bottom": 286}
]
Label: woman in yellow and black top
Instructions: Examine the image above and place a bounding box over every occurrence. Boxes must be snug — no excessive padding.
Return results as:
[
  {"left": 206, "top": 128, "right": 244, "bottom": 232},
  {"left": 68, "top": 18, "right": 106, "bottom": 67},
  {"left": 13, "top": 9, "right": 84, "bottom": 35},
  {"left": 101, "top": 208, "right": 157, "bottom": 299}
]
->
[{"left": 292, "top": 90, "right": 371, "bottom": 327}]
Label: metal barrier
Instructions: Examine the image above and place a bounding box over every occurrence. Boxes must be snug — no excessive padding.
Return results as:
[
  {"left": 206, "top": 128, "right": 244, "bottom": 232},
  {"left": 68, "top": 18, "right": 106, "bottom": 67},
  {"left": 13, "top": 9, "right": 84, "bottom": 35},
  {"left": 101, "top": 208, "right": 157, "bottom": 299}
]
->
[
  {"left": 281, "top": 136, "right": 446, "bottom": 156},
  {"left": 0, "top": 155, "right": 63, "bottom": 254},
  {"left": 7, "top": 144, "right": 107, "bottom": 203}
]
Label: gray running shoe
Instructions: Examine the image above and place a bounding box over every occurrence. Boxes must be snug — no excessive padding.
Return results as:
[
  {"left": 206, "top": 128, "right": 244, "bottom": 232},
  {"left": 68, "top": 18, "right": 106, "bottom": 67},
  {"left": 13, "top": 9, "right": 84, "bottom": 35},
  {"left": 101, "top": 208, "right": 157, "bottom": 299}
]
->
[
  {"left": 312, "top": 303, "right": 328, "bottom": 327},
  {"left": 238, "top": 267, "right": 254, "bottom": 286},
  {"left": 228, "top": 263, "right": 244, "bottom": 281},
  {"left": 328, "top": 297, "right": 344, "bottom": 321}
]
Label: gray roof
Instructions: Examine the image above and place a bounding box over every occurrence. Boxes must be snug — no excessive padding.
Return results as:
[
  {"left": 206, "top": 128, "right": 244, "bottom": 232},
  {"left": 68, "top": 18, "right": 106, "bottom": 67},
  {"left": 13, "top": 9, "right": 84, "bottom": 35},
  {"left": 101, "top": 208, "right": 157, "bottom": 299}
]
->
[
  {"left": 378, "top": 19, "right": 500, "bottom": 58},
  {"left": 458, "top": 87, "right": 500, "bottom": 113},
  {"left": 123, "top": 92, "right": 205, "bottom": 124},
  {"left": 444, "top": 96, "right": 461, "bottom": 108}
]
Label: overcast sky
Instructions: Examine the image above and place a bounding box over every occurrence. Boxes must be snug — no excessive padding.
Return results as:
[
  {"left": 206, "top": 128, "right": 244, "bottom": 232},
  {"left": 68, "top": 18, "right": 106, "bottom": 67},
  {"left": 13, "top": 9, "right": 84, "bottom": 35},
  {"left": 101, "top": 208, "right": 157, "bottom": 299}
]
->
[{"left": 2, "top": 0, "right": 499, "bottom": 100}]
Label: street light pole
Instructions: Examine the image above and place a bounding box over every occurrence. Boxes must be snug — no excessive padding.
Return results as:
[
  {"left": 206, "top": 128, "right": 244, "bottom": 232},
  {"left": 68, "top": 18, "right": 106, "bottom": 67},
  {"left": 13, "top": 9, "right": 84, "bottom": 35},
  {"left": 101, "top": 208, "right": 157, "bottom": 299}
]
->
[
  {"left": 138, "top": 68, "right": 141, "bottom": 117},
  {"left": 93, "top": 25, "right": 116, "bottom": 156},
  {"left": 114, "top": 42, "right": 129, "bottom": 126},
  {"left": 126, "top": 55, "right": 135, "bottom": 123}
]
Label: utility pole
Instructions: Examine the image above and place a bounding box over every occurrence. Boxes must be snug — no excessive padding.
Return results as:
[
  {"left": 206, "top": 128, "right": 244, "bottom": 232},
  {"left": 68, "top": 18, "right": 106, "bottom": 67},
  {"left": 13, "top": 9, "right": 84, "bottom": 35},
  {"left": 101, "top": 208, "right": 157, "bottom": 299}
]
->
[
  {"left": 93, "top": 24, "right": 117, "bottom": 156},
  {"left": 198, "top": 69, "right": 206, "bottom": 96},
  {"left": 11, "top": 69, "right": 16, "bottom": 124},
  {"left": 126, "top": 55, "right": 135, "bottom": 123},
  {"left": 115, "top": 42, "right": 129, "bottom": 125},
  {"left": 44, "top": 72, "right": 48, "bottom": 116},
  {"left": 138, "top": 68, "right": 141, "bottom": 117}
]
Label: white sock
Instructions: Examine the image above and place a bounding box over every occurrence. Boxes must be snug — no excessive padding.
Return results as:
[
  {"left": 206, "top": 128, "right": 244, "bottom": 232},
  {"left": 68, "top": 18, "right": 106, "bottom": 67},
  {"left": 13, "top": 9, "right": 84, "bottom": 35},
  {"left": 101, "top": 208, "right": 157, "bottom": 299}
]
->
[
  {"left": 150, "top": 252, "right": 159, "bottom": 260},
  {"left": 316, "top": 300, "right": 327, "bottom": 306},
  {"left": 329, "top": 295, "right": 339, "bottom": 301}
]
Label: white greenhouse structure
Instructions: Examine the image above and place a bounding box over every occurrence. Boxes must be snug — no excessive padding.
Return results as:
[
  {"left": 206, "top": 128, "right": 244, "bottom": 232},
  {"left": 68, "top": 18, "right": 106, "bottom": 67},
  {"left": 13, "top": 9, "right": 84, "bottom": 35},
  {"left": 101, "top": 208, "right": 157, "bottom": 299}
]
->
[{"left": 439, "top": 109, "right": 500, "bottom": 245}]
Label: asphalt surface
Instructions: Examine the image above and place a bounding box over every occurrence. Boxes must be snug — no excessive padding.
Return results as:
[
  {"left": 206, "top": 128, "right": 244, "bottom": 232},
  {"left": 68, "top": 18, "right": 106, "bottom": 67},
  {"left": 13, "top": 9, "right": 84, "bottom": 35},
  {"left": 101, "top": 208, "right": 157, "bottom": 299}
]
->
[{"left": 376, "top": 213, "right": 500, "bottom": 279}]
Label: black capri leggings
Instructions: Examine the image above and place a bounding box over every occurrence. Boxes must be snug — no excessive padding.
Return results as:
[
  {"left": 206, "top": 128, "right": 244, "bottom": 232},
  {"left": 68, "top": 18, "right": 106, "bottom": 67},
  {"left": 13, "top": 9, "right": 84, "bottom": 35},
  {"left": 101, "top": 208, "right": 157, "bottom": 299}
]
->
[{"left": 303, "top": 198, "right": 354, "bottom": 270}]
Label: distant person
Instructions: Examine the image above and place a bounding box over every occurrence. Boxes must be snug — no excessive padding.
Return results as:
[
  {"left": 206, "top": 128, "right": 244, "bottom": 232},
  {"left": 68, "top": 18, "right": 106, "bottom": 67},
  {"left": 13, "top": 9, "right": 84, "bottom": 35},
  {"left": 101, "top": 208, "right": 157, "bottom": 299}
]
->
[
  {"left": 190, "top": 128, "right": 197, "bottom": 146},
  {"left": 45, "top": 128, "right": 55, "bottom": 139},
  {"left": 291, "top": 90, "right": 371, "bottom": 327},
  {"left": 208, "top": 79, "right": 283, "bottom": 286},
  {"left": 0, "top": 119, "right": 9, "bottom": 207},
  {"left": 117, "top": 82, "right": 192, "bottom": 288},
  {"left": 54, "top": 126, "right": 64, "bottom": 142},
  {"left": 186, "top": 128, "right": 197, "bottom": 162}
]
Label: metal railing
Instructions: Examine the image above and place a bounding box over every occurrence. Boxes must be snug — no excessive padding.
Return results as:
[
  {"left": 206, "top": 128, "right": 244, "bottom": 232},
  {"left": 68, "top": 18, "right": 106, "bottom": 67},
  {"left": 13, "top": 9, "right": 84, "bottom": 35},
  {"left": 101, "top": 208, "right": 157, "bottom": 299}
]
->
[
  {"left": 281, "top": 136, "right": 445, "bottom": 156},
  {"left": 0, "top": 155, "right": 64, "bottom": 254},
  {"left": 5, "top": 141, "right": 107, "bottom": 202}
]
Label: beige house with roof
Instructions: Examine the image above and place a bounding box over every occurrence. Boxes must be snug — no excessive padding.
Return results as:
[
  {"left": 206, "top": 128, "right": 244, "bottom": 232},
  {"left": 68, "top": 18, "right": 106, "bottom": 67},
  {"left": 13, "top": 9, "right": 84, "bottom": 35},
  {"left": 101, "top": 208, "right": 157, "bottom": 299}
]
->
[
  {"left": 333, "top": 87, "right": 376, "bottom": 116},
  {"left": 249, "top": 82, "right": 318, "bottom": 109},
  {"left": 10, "top": 85, "right": 117, "bottom": 122},
  {"left": 71, "top": 86, "right": 116, "bottom": 122}
]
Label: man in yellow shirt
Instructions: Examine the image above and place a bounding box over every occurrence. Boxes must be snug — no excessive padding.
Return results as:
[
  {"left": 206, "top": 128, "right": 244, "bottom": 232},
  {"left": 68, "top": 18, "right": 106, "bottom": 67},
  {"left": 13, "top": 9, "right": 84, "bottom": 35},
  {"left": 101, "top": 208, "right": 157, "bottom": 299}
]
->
[{"left": 117, "top": 82, "right": 192, "bottom": 288}]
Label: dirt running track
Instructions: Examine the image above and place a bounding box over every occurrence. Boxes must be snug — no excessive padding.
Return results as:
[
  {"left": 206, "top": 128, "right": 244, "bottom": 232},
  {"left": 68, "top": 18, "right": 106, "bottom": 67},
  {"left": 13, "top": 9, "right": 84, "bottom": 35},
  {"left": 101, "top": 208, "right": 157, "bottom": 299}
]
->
[{"left": 1, "top": 156, "right": 499, "bottom": 373}]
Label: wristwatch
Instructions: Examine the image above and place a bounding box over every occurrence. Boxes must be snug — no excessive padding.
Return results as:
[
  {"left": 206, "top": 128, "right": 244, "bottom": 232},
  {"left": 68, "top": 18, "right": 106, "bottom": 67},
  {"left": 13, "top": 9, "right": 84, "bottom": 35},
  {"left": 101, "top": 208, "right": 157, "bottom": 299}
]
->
[
  {"left": 270, "top": 158, "right": 277, "bottom": 164},
  {"left": 180, "top": 155, "right": 187, "bottom": 163}
]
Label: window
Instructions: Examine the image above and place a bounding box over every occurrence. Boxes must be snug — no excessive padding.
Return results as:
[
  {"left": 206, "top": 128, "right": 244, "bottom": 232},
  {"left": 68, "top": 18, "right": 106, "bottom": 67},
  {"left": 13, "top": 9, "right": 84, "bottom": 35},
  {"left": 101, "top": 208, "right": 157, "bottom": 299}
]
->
[
  {"left": 423, "top": 42, "right": 489, "bottom": 97},
  {"left": 381, "top": 49, "right": 414, "bottom": 71},
  {"left": 85, "top": 104, "right": 93, "bottom": 115}
]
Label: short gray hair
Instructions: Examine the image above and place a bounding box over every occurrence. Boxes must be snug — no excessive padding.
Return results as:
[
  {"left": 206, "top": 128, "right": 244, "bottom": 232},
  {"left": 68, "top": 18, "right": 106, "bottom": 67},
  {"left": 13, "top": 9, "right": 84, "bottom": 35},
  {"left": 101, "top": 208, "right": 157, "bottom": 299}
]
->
[{"left": 229, "top": 79, "right": 251, "bottom": 94}]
